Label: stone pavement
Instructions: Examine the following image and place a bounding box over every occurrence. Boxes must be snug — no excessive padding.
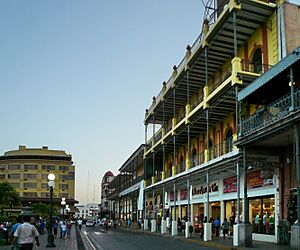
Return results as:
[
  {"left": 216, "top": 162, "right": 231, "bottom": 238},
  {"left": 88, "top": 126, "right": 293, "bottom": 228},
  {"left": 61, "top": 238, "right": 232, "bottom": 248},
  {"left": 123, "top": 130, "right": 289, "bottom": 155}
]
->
[
  {"left": 2, "top": 225, "right": 79, "bottom": 250},
  {"left": 118, "top": 226, "right": 291, "bottom": 250}
]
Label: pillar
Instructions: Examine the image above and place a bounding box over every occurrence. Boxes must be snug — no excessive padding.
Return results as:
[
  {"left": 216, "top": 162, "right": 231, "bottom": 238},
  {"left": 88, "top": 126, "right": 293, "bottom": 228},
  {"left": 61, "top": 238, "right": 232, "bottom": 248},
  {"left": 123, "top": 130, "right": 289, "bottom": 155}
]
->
[{"left": 172, "top": 182, "right": 178, "bottom": 236}]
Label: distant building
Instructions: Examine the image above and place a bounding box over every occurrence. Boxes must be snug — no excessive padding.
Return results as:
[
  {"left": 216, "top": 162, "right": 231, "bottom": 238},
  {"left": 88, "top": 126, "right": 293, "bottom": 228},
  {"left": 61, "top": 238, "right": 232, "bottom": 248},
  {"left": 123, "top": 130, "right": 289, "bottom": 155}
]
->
[
  {"left": 100, "top": 171, "right": 114, "bottom": 217},
  {"left": 75, "top": 203, "right": 99, "bottom": 219},
  {"left": 0, "top": 145, "right": 76, "bottom": 206}
]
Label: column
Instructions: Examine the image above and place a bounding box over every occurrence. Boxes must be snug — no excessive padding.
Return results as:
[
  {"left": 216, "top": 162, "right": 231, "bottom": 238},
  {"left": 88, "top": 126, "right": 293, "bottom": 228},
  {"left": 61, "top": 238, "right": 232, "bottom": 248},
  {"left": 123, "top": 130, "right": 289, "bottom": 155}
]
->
[
  {"left": 186, "top": 178, "right": 191, "bottom": 238},
  {"left": 220, "top": 201, "right": 225, "bottom": 237},
  {"left": 172, "top": 182, "right": 178, "bottom": 236},
  {"left": 204, "top": 171, "right": 212, "bottom": 241},
  {"left": 161, "top": 185, "right": 167, "bottom": 234},
  {"left": 234, "top": 161, "right": 241, "bottom": 246},
  {"left": 144, "top": 192, "right": 148, "bottom": 230},
  {"left": 291, "top": 123, "right": 300, "bottom": 249}
]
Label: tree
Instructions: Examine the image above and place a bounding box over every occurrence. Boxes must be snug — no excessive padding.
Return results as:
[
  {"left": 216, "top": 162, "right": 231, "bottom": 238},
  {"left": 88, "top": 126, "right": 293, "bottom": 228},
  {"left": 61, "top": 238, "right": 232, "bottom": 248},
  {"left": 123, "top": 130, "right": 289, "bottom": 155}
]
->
[{"left": 0, "top": 182, "right": 19, "bottom": 208}]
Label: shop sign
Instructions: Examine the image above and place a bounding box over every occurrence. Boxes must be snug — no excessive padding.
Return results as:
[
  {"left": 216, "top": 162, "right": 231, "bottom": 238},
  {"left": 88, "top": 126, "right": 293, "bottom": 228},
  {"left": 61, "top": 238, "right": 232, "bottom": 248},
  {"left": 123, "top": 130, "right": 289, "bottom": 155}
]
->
[
  {"left": 223, "top": 176, "right": 237, "bottom": 193},
  {"left": 192, "top": 183, "right": 218, "bottom": 195},
  {"left": 248, "top": 170, "right": 273, "bottom": 188},
  {"left": 180, "top": 189, "right": 187, "bottom": 200}
]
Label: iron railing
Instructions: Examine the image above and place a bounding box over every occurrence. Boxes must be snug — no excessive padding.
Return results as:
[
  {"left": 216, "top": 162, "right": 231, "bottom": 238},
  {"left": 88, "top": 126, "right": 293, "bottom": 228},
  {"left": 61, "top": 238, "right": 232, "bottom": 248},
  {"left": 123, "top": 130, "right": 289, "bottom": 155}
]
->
[
  {"left": 191, "top": 92, "right": 204, "bottom": 110},
  {"left": 241, "top": 60, "right": 272, "bottom": 74},
  {"left": 176, "top": 161, "right": 186, "bottom": 174},
  {"left": 208, "top": 137, "right": 233, "bottom": 160},
  {"left": 208, "top": 64, "right": 232, "bottom": 95},
  {"left": 191, "top": 154, "right": 199, "bottom": 168},
  {"left": 241, "top": 89, "right": 300, "bottom": 136}
]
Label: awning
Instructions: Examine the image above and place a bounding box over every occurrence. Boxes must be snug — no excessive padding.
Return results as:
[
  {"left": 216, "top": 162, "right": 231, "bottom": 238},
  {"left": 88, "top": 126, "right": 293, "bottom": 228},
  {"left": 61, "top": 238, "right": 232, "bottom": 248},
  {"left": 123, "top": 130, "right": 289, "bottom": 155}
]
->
[{"left": 238, "top": 46, "right": 300, "bottom": 101}]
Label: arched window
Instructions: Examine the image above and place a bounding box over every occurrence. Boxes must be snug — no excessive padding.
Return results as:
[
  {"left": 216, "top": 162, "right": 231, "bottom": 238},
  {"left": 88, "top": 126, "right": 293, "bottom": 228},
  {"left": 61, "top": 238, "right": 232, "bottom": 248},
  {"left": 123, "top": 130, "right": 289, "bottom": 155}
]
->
[
  {"left": 252, "top": 48, "right": 262, "bottom": 74},
  {"left": 179, "top": 155, "right": 184, "bottom": 172},
  {"left": 192, "top": 148, "right": 197, "bottom": 167},
  {"left": 225, "top": 129, "right": 233, "bottom": 153},
  {"left": 168, "top": 162, "right": 172, "bottom": 177}
]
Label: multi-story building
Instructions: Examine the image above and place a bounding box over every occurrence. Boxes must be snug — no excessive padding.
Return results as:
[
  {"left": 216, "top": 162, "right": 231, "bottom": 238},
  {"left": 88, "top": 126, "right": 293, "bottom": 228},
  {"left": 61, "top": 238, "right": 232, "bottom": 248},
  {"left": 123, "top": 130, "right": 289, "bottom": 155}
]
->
[
  {"left": 75, "top": 203, "right": 99, "bottom": 219},
  {"left": 142, "top": 0, "right": 300, "bottom": 246},
  {"left": 106, "top": 145, "right": 145, "bottom": 225},
  {"left": 100, "top": 171, "right": 114, "bottom": 218},
  {"left": 0, "top": 145, "right": 76, "bottom": 206}
]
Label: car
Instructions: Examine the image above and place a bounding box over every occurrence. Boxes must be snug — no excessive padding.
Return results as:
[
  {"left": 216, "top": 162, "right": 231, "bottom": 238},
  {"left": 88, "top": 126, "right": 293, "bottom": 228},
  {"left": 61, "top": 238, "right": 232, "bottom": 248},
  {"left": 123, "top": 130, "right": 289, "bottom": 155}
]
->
[{"left": 86, "top": 220, "right": 95, "bottom": 227}]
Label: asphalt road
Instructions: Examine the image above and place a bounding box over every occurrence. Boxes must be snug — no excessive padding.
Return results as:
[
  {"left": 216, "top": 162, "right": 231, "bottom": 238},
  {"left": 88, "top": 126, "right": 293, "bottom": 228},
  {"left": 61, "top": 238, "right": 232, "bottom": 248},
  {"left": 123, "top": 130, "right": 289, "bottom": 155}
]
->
[{"left": 82, "top": 225, "right": 217, "bottom": 250}]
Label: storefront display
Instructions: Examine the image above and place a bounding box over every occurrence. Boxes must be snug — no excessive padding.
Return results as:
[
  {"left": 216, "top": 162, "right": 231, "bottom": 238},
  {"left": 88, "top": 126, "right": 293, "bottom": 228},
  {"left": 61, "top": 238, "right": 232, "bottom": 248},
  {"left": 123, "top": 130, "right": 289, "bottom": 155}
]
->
[{"left": 249, "top": 196, "right": 275, "bottom": 235}]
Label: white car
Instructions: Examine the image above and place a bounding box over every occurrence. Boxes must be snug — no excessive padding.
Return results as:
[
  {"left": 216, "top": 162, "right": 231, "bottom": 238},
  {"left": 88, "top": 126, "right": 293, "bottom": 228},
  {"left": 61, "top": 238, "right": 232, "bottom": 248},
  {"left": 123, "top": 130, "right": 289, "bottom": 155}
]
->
[{"left": 86, "top": 220, "right": 95, "bottom": 227}]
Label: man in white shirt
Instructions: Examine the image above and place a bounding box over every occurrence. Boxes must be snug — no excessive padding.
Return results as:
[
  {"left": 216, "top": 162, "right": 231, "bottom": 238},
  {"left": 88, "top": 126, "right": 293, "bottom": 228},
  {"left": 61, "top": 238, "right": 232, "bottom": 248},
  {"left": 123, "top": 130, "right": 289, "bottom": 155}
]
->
[{"left": 12, "top": 215, "right": 40, "bottom": 250}]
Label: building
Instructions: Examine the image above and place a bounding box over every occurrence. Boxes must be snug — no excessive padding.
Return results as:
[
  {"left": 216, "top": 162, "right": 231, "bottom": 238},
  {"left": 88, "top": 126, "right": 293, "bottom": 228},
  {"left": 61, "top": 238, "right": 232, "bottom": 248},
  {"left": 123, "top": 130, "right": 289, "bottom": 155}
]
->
[
  {"left": 236, "top": 47, "right": 300, "bottom": 248},
  {"left": 100, "top": 171, "right": 114, "bottom": 218},
  {"left": 142, "top": 0, "right": 300, "bottom": 246},
  {"left": 75, "top": 203, "right": 99, "bottom": 219},
  {"left": 0, "top": 145, "right": 76, "bottom": 206}
]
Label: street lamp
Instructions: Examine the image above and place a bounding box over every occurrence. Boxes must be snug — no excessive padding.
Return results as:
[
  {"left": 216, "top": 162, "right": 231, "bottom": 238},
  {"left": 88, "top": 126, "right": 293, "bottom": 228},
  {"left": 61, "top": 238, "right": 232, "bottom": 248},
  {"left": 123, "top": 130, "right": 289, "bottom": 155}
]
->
[
  {"left": 46, "top": 173, "right": 56, "bottom": 248},
  {"left": 61, "top": 198, "right": 66, "bottom": 220}
]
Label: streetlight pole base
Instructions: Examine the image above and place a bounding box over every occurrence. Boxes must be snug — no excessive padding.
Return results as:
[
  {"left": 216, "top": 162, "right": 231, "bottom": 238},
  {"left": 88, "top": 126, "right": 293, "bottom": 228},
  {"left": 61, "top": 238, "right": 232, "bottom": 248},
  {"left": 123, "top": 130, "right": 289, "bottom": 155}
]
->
[{"left": 46, "top": 234, "right": 56, "bottom": 248}]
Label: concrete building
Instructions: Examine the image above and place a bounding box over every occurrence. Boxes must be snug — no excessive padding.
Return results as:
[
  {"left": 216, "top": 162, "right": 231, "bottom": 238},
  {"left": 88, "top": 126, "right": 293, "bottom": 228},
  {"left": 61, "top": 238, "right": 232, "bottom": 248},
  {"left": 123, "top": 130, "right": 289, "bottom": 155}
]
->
[
  {"left": 0, "top": 145, "right": 76, "bottom": 206},
  {"left": 75, "top": 203, "right": 99, "bottom": 219},
  {"left": 100, "top": 171, "right": 114, "bottom": 218},
  {"left": 142, "top": 0, "right": 300, "bottom": 246}
]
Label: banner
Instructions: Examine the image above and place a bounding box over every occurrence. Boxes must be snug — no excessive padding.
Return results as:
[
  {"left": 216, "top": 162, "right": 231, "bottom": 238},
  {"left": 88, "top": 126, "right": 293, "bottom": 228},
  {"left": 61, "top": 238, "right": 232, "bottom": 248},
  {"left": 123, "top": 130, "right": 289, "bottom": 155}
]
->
[{"left": 223, "top": 176, "right": 237, "bottom": 193}]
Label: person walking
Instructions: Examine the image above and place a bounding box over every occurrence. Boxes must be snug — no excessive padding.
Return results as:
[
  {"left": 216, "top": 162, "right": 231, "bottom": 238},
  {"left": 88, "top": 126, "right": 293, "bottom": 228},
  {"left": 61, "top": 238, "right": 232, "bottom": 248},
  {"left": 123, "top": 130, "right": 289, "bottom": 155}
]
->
[
  {"left": 11, "top": 216, "right": 22, "bottom": 250},
  {"left": 11, "top": 215, "right": 40, "bottom": 250},
  {"left": 222, "top": 218, "right": 230, "bottom": 239},
  {"left": 213, "top": 217, "right": 220, "bottom": 237}
]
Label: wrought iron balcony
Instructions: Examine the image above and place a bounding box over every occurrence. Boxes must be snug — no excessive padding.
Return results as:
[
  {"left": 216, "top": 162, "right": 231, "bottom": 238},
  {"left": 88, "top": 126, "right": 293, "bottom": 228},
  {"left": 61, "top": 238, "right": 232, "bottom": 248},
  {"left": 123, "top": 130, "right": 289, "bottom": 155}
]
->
[
  {"left": 191, "top": 154, "right": 199, "bottom": 168},
  {"left": 241, "top": 60, "right": 272, "bottom": 74},
  {"left": 208, "top": 64, "right": 232, "bottom": 95},
  {"left": 176, "top": 161, "right": 186, "bottom": 174},
  {"left": 208, "top": 137, "right": 234, "bottom": 161},
  {"left": 241, "top": 89, "right": 300, "bottom": 136}
]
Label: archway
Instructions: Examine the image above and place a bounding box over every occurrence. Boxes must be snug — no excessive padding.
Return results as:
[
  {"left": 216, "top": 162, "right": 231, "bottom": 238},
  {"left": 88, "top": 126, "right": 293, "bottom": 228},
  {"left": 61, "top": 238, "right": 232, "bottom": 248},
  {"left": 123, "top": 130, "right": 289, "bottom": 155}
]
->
[
  {"left": 225, "top": 129, "right": 233, "bottom": 153},
  {"left": 252, "top": 48, "right": 262, "bottom": 73}
]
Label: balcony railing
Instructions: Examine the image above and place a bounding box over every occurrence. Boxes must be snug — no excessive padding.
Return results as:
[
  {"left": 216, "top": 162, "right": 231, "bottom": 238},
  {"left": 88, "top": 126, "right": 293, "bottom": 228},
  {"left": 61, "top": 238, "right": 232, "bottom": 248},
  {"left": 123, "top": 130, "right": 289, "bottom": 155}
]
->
[
  {"left": 208, "top": 137, "right": 234, "bottom": 161},
  {"left": 241, "top": 89, "right": 300, "bottom": 136},
  {"left": 191, "top": 92, "right": 204, "bottom": 110},
  {"left": 176, "top": 161, "right": 186, "bottom": 174},
  {"left": 208, "top": 64, "right": 232, "bottom": 95},
  {"left": 191, "top": 154, "right": 199, "bottom": 168},
  {"left": 241, "top": 60, "right": 272, "bottom": 74}
]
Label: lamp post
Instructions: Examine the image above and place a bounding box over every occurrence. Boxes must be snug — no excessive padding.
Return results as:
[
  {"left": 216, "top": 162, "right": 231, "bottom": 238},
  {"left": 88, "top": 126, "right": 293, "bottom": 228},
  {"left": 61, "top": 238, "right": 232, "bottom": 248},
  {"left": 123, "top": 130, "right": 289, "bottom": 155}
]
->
[
  {"left": 61, "top": 198, "right": 66, "bottom": 220},
  {"left": 46, "top": 173, "right": 56, "bottom": 248}
]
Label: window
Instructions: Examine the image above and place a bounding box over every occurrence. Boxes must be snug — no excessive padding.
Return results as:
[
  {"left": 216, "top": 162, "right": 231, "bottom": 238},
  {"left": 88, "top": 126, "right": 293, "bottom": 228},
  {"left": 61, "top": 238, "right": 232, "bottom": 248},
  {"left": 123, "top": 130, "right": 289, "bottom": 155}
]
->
[
  {"left": 225, "top": 129, "right": 233, "bottom": 153},
  {"left": 249, "top": 196, "right": 275, "bottom": 235},
  {"left": 23, "top": 192, "right": 37, "bottom": 198},
  {"left": 24, "top": 164, "right": 38, "bottom": 170},
  {"left": 59, "top": 166, "right": 69, "bottom": 171},
  {"left": 252, "top": 48, "right": 262, "bottom": 74},
  {"left": 41, "top": 174, "right": 48, "bottom": 179},
  {"left": 24, "top": 174, "right": 38, "bottom": 179},
  {"left": 41, "top": 192, "right": 50, "bottom": 198},
  {"left": 8, "top": 165, "right": 21, "bottom": 170},
  {"left": 0, "top": 174, "right": 5, "bottom": 179},
  {"left": 60, "top": 175, "right": 69, "bottom": 180},
  {"left": 41, "top": 183, "right": 48, "bottom": 188},
  {"left": 9, "top": 174, "right": 21, "bottom": 179},
  {"left": 59, "top": 193, "right": 68, "bottom": 198},
  {"left": 10, "top": 183, "right": 20, "bottom": 188},
  {"left": 42, "top": 165, "right": 55, "bottom": 171},
  {"left": 59, "top": 184, "right": 69, "bottom": 190},
  {"left": 23, "top": 183, "right": 37, "bottom": 189},
  {"left": 0, "top": 165, "right": 6, "bottom": 171}
]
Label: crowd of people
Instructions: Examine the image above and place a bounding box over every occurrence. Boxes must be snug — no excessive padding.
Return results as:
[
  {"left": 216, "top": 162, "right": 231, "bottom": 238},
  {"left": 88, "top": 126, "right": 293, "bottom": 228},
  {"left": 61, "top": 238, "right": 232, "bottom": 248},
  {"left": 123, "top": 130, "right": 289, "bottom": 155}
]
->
[{"left": 0, "top": 215, "right": 74, "bottom": 250}]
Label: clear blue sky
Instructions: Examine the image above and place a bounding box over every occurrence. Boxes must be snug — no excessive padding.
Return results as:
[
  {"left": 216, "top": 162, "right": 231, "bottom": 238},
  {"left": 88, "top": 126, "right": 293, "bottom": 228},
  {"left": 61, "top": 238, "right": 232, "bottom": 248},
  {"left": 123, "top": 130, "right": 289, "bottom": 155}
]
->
[{"left": 0, "top": 0, "right": 205, "bottom": 204}]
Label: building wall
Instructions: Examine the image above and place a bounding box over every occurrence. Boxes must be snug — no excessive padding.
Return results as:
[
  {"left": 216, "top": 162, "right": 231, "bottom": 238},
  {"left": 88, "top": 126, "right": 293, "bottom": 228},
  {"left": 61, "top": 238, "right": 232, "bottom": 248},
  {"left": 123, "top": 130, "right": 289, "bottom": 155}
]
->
[{"left": 0, "top": 146, "right": 75, "bottom": 202}]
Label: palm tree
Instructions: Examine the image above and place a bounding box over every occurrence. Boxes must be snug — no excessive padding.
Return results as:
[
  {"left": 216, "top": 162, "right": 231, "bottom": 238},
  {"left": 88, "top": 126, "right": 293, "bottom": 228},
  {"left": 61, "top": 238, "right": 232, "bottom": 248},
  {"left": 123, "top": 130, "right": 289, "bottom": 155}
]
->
[{"left": 0, "top": 182, "right": 19, "bottom": 209}]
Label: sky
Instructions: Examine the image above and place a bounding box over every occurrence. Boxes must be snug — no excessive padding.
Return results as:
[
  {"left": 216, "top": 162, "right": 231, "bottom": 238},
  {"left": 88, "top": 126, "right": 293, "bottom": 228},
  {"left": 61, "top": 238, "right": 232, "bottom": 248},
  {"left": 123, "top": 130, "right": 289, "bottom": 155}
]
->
[{"left": 0, "top": 0, "right": 204, "bottom": 204}]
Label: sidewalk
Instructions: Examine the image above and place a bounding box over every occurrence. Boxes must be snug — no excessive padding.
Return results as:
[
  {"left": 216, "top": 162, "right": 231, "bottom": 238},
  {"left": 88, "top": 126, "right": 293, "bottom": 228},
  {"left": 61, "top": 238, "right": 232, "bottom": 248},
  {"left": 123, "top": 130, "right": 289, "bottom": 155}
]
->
[
  {"left": 118, "top": 226, "right": 291, "bottom": 250},
  {"left": 2, "top": 226, "right": 78, "bottom": 250}
]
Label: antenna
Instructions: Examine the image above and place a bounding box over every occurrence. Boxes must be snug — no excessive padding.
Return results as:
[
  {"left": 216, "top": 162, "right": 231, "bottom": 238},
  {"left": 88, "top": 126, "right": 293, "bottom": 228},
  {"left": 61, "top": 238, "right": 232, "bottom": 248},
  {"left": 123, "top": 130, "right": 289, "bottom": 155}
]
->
[{"left": 87, "top": 170, "right": 90, "bottom": 204}]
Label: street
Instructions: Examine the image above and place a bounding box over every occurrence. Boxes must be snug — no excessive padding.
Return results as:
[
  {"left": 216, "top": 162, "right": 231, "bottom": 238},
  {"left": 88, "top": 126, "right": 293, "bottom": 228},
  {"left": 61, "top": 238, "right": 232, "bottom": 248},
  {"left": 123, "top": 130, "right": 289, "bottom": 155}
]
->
[{"left": 82, "top": 225, "right": 217, "bottom": 250}]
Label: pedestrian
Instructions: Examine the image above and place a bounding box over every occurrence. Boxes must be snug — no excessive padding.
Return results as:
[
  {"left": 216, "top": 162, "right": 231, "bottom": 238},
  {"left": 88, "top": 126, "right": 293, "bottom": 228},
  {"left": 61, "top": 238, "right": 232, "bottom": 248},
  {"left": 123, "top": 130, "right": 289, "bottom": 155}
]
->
[
  {"left": 177, "top": 218, "right": 182, "bottom": 233},
  {"left": 222, "top": 218, "right": 230, "bottom": 239},
  {"left": 77, "top": 218, "right": 83, "bottom": 230},
  {"left": 213, "top": 217, "right": 220, "bottom": 237},
  {"left": 67, "top": 221, "right": 72, "bottom": 239},
  {"left": 53, "top": 220, "right": 58, "bottom": 239},
  {"left": 11, "top": 215, "right": 40, "bottom": 250},
  {"left": 127, "top": 218, "right": 131, "bottom": 228},
  {"left": 11, "top": 216, "right": 22, "bottom": 250},
  {"left": 61, "top": 222, "right": 67, "bottom": 239}
]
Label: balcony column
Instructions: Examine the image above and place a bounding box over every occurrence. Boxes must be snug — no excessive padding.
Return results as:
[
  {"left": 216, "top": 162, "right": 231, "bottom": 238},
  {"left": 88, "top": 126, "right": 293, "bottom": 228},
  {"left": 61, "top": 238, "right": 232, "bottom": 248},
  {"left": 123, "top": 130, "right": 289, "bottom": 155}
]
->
[
  {"left": 152, "top": 114, "right": 156, "bottom": 183},
  {"left": 161, "top": 185, "right": 167, "bottom": 234},
  {"left": 145, "top": 122, "right": 148, "bottom": 145},
  {"left": 172, "top": 182, "right": 177, "bottom": 236},
  {"left": 204, "top": 171, "right": 212, "bottom": 241},
  {"left": 291, "top": 122, "right": 300, "bottom": 248},
  {"left": 185, "top": 178, "right": 191, "bottom": 238},
  {"left": 239, "top": 147, "right": 252, "bottom": 247},
  {"left": 234, "top": 161, "right": 241, "bottom": 246},
  {"left": 172, "top": 87, "right": 177, "bottom": 176},
  {"left": 186, "top": 68, "right": 191, "bottom": 171},
  {"left": 235, "top": 86, "right": 239, "bottom": 135},
  {"left": 205, "top": 109, "right": 210, "bottom": 161},
  {"left": 233, "top": 9, "right": 237, "bottom": 57},
  {"left": 162, "top": 100, "right": 166, "bottom": 180},
  {"left": 290, "top": 67, "right": 295, "bottom": 111}
]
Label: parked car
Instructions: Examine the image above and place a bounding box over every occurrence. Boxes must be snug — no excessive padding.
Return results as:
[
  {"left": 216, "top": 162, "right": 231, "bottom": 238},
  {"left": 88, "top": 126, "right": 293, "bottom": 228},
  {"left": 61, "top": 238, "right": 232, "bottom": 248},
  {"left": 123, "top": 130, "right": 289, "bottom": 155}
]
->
[{"left": 86, "top": 220, "right": 95, "bottom": 227}]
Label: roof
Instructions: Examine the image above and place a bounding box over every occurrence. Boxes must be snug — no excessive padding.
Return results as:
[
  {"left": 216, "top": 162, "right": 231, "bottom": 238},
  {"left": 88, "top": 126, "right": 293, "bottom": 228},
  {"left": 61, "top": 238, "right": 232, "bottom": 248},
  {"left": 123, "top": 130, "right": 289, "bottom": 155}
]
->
[
  {"left": 118, "top": 144, "right": 145, "bottom": 172},
  {"left": 104, "top": 171, "right": 114, "bottom": 177},
  {"left": 238, "top": 46, "right": 300, "bottom": 101}
]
